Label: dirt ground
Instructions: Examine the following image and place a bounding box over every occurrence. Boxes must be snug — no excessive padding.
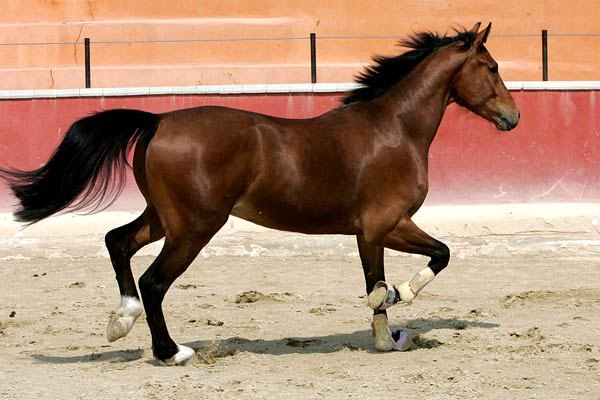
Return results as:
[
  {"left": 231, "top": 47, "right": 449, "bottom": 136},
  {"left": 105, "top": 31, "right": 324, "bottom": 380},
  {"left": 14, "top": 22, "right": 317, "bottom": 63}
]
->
[{"left": 1, "top": 207, "right": 599, "bottom": 399}]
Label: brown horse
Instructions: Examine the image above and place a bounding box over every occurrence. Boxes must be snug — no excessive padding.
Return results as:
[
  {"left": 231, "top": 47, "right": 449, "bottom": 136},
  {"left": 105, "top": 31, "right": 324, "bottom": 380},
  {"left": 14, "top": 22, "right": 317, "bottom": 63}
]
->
[{"left": 0, "top": 23, "right": 518, "bottom": 365}]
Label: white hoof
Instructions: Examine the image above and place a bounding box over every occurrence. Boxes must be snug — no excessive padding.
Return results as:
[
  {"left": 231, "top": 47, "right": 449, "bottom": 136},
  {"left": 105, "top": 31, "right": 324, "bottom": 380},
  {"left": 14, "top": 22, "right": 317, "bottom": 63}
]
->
[
  {"left": 371, "top": 314, "right": 395, "bottom": 351},
  {"left": 160, "top": 345, "right": 197, "bottom": 366},
  {"left": 106, "top": 296, "right": 143, "bottom": 342},
  {"left": 371, "top": 314, "right": 413, "bottom": 352},
  {"left": 368, "top": 281, "right": 400, "bottom": 310}
]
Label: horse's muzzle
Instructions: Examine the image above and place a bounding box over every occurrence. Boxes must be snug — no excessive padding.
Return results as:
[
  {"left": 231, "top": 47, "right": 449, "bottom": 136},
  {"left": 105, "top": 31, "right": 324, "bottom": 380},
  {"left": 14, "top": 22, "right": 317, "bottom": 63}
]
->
[{"left": 497, "top": 111, "right": 520, "bottom": 131}]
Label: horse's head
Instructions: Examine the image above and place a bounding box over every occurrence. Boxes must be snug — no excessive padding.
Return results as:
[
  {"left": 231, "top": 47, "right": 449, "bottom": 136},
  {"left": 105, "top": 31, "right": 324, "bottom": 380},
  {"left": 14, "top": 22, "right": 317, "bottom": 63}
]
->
[{"left": 450, "top": 23, "right": 520, "bottom": 131}]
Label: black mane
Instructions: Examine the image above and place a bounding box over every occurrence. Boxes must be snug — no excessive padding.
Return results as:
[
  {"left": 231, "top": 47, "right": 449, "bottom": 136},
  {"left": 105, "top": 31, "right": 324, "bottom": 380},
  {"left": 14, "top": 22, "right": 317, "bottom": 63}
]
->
[{"left": 343, "top": 29, "right": 476, "bottom": 104}]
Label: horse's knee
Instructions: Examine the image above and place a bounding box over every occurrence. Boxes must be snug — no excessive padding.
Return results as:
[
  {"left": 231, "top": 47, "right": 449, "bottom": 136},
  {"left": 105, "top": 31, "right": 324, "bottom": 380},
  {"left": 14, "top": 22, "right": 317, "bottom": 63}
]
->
[
  {"left": 429, "top": 240, "right": 450, "bottom": 274},
  {"left": 437, "top": 241, "right": 450, "bottom": 262},
  {"left": 395, "top": 242, "right": 449, "bottom": 304},
  {"left": 138, "top": 272, "right": 164, "bottom": 299}
]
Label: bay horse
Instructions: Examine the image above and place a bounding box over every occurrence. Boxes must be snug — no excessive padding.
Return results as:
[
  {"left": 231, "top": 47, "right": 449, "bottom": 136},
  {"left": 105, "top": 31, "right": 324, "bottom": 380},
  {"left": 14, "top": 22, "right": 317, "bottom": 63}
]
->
[{"left": 0, "top": 23, "right": 519, "bottom": 365}]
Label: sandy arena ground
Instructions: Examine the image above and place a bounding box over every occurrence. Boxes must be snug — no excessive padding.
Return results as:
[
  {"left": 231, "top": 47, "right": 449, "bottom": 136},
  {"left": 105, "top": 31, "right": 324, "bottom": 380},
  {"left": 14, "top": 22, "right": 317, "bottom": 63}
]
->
[{"left": 0, "top": 204, "right": 599, "bottom": 399}]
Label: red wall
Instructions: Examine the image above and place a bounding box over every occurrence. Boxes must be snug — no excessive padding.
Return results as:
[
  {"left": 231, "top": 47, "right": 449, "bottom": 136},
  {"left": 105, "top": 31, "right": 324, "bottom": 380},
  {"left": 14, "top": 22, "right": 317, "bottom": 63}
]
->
[{"left": 1, "top": 91, "right": 599, "bottom": 211}]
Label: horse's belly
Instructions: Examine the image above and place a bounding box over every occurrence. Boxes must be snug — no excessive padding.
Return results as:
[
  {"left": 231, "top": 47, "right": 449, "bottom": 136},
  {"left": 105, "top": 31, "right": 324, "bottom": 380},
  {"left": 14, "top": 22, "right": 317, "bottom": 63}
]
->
[{"left": 230, "top": 198, "right": 357, "bottom": 235}]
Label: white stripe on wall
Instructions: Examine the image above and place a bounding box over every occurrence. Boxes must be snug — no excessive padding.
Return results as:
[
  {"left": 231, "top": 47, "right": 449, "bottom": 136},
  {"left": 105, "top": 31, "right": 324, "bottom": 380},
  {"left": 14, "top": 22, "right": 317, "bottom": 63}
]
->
[{"left": 1, "top": 81, "right": 599, "bottom": 99}]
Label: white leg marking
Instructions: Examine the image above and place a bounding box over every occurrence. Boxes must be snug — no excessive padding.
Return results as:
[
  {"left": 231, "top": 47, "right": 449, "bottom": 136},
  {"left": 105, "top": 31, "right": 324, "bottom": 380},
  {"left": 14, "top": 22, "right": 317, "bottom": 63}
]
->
[
  {"left": 160, "top": 344, "right": 197, "bottom": 366},
  {"left": 398, "top": 267, "right": 435, "bottom": 303},
  {"left": 398, "top": 281, "right": 416, "bottom": 303},
  {"left": 106, "top": 296, "right": 143, "bottom": 342},
  {"left": 368, "top": 268, "right": 436, "bottom": 310}
]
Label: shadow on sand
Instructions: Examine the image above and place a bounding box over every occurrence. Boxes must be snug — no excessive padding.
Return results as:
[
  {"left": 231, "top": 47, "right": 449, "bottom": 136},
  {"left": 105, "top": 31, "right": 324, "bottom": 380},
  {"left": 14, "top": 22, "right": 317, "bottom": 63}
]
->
[{"left": 31, "top": 317, "right": 499, "bottom": 365}]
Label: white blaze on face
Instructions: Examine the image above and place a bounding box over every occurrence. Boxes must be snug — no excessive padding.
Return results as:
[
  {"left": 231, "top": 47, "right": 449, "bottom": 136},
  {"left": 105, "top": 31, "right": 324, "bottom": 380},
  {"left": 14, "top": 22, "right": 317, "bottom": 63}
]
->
[{"left": 398, "top": 267, "right": 435, "bottom": 303}]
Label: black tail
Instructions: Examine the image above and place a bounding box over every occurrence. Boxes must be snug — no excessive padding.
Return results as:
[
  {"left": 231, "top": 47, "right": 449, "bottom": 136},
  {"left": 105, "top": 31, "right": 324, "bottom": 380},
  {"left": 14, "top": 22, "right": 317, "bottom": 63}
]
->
[{"left": 0, "top": 109, "right": 160, "bottom": 224}]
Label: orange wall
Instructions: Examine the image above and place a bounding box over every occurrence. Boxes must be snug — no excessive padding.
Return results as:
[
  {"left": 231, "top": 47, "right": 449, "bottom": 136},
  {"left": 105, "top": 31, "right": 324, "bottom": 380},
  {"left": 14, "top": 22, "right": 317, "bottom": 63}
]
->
[{"left": 1, "top": 1, "right": 599, "bottom": 89}]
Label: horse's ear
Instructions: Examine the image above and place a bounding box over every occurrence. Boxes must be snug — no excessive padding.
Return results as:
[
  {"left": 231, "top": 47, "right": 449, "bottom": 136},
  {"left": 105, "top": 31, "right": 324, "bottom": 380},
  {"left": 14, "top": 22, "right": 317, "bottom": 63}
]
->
[
  {"left": 469, "top": 22, "right": 482, "bottom": 34},
  {"left": 474, "top": 22, "right": 492, "bottom": 48}
]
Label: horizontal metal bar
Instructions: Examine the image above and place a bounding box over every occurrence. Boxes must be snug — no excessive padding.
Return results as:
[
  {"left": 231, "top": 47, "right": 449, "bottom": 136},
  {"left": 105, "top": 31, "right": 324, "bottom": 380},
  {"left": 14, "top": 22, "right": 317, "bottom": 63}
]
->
[
  {"left": 1, "top": 33, "right": 600, "bottom": 46},
  {"left": 0, "top": 41, "right": 79, "bottom": 46},
  {"left": 0, "top": 37, "right": 310, "bottom": 46}
]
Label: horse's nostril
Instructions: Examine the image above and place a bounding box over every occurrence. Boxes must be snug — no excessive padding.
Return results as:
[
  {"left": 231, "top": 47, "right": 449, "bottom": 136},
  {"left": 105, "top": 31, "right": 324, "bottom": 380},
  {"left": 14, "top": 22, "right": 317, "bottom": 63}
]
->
[{"left": 498, "top": 114, "right": 518, "bottom": 131}]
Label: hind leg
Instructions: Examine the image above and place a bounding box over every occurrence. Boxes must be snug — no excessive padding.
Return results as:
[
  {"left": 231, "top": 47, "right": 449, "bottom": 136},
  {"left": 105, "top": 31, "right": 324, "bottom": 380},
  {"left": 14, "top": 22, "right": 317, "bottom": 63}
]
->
[
  {"left": 105, "top": 206, "right": 164, "bottom": 342},
  {"left": 138, "top": 214, "right": 227, "bottom": 365}
]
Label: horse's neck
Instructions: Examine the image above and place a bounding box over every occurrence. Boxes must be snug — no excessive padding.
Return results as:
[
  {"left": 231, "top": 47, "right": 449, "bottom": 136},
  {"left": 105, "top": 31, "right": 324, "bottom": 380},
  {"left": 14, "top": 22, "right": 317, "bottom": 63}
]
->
[{"left": 379, "top": 49, "right": 466, "bottom": 151}]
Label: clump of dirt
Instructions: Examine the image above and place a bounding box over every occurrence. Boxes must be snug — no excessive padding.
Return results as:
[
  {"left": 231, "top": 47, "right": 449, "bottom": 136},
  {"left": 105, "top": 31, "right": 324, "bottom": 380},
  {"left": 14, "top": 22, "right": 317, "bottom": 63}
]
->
[
  {"left": 187, "top": 319, "right": 224, "bottom": 326},
  {"left": 500, "top": 289, "right": 599, "bottom": 309},
  {"left": 176, "top": 283, "right": 198, "bottom": 290},
  {"left": 227, "top": 336, "right": 252, "bottom": 345},
  {"left": 309, "top": 306, "right": 337, "bottom": 316},
  {"left": 234, "top": 290, "right": 277, "bottom": 303},
  {"left": 197, "top": 342, "right": 222, "bottom": 364},
  {"left": 285, "top": 338, "right": 322, "bottom": 348},
  {"left": 412, "top": 335, "right": 444, "bottom": 349},
  {"left": 510, "top": 327, "right": 545, "bottom": 342}
]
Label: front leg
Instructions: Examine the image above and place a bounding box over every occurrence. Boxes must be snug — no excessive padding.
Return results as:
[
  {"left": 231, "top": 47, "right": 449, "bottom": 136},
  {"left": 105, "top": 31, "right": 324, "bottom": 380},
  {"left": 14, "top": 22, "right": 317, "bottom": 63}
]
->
[
  {"left": 365, "top": 217, "right": 450, "bottom": 310},
  {"left": 357, "top": 235, "right": 412, "bottom": 352}
]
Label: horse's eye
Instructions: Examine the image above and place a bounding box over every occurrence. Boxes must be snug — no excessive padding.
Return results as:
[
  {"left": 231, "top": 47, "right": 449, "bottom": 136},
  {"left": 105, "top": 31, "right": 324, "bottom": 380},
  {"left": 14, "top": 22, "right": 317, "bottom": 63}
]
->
[{"left": 489, "top": 65, "right": 499, "bottom": 74}]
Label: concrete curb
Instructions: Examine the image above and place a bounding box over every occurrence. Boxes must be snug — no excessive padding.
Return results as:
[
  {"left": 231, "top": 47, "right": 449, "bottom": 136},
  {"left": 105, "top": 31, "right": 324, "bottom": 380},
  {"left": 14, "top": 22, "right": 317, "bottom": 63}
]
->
[{"left": 1, "top": 203, "right": 598, "bottom": 259}]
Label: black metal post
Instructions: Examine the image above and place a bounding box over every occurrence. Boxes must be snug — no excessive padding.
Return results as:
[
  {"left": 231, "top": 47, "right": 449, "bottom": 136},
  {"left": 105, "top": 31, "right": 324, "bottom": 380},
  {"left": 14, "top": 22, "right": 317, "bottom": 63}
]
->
[
  {"left": 541, "top": 30, "right": 548, "bottom": 81},
  {"left": 310, "top": 33, "right": 317, "bottom": 83},
  {"left": 84, "top": 38, "right": 91, "bottom": 88}
]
